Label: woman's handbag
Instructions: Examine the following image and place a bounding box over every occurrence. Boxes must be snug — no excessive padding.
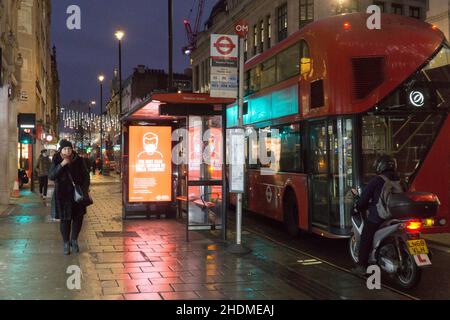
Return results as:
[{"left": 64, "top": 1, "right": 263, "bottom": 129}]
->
[{"left": 68, "top": 172, "right": 93, "bottom": 207}]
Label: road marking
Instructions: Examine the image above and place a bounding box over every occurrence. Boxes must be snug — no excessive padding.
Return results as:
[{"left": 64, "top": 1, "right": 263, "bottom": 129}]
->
[{"left": 297, "top": 259, "right": 323, "bottom": 266}]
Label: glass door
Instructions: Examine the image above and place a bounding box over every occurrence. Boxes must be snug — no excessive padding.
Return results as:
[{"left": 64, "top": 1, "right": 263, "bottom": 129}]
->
[
  {"left": 309, "top": 121, "right": 329, "bottom": 229},
  {"left": 187, "top": 115, "right": 223, "bottom": 231},
  {"left": 309, "top": 118, "right": 355, "bottom": 234},
  {"left": 329, "top": 118, "right": 354, "bottom": 233}
]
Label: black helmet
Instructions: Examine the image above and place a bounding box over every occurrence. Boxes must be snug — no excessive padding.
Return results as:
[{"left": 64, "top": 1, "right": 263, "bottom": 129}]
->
[{"left": 375, "top": 154, "right": 397, "bottom": 174}]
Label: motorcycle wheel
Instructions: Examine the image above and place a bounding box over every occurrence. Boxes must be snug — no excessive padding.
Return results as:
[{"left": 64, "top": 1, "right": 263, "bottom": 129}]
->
[
  {"left": 349, "top": 234, "right": 359, "bottom": 264},
  {"left": 395, "top": 242, "right": 422, "bottom": 290}
]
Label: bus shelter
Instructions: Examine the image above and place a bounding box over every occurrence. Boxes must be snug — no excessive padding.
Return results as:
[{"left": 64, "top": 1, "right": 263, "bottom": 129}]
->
[{"left": 121, "top": 93, "right": 234, "bottom": 240}]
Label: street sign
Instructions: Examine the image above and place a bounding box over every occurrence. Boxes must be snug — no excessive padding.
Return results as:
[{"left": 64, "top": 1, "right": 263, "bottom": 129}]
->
[
  {"left": 228, "top": 128, "right": 245, "bottom": 193},
  {"left": 210, "top": 34, "right": 238, "bottom": 99},
  {"left": 235, "top": 19, "right": 249, "bottom": 38},
  {"left": 213, "top": 36, "right": 236, "bottom": 55},
  {"left": 211, "top": 34, "right": 238, "bottom": 59}
]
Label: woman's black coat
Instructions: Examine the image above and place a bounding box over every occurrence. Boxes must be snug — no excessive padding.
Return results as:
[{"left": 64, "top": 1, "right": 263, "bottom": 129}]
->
[{"left": 49, "top": 151, "right": 90, "bottom": 220}]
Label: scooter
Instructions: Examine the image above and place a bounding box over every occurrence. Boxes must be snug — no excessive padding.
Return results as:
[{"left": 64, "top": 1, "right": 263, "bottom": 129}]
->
[{"left": 349, "top": 188, "right": 440, "bottom": 289}]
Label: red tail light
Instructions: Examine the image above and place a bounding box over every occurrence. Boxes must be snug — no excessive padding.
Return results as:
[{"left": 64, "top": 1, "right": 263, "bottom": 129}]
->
[
  {"left": 407, "top": 193, "right": 439, "bottom": 203},
  {"left": 406, "top": 221, "right": 422, "bottom": 231}
]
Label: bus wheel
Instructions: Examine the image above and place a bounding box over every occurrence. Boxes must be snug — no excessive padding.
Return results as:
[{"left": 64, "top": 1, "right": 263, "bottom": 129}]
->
[{"left": 284, "top": 190, "right": 300, "bottom": 237}]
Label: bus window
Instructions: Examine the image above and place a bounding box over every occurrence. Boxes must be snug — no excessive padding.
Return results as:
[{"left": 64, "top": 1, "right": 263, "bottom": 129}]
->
[
  {"left": 300, "top": 40, "right": 311, "bottom": 76},
  {"left": 277, "top": 44, "right": 300, "bottom": 82},
  {"left": 259, "top": 128, "right": 281, "bottom": 173},
  {"left": 246, "top": 127, "right": 259, "bottom": 169},
  {"left": 279, "top": 124, "right": 303, "bottom": 172},
  {"left": 361, "top": 113, "right": 445, "bottom": 185}
]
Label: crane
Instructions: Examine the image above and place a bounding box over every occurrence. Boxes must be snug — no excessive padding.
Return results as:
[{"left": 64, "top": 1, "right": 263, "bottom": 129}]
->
[{"left": 183, "top": 0, "right": 205, "bottom": 55}]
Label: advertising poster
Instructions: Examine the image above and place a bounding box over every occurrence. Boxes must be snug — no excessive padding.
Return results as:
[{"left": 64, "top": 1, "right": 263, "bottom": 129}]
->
[{"left": 128, "top": 126, "right": 172, "bottom": 202}]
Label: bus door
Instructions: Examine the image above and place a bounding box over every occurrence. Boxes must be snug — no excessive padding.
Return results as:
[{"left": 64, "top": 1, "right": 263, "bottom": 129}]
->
[
  {"left": 308, "top": 118, "right": 354, "bottom": 235},
  {"left": 308, "top": 120, "right": 330, "bottom": 230}
]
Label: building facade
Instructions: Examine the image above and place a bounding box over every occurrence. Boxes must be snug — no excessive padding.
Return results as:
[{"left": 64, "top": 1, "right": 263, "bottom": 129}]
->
[
  {"left": 427, "top": 0, "right": 450, "bottom": 40},
  {"left": 0, "top": 0, "right": 58, "bottom": 203},
  {"left": 191, "top": 0, "right": 429, "bottom": 94},
  {"left": 0, "top": 0, "right": 22, "bottom": 204}
]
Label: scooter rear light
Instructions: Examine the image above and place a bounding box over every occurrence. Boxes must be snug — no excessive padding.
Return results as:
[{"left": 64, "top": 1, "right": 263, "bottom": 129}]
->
[
  {"left": 406, "top": 220, "right": 423, "bottom": 231},
  {"left": 407, "top": 193, "right": 440, "bottom": 204}
]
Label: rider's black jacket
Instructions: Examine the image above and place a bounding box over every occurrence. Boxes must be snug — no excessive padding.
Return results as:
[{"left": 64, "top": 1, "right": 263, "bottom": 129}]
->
[{"left": 356, "top": 171, "right": 400, "bottom": 224}]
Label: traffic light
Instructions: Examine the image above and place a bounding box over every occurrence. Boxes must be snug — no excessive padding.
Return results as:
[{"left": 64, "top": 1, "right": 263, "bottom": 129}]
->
[
  {"left": 18, "top": 113, "right": 36, "bottom": 145},
  {"left": 19, "top": 127, "right": 35, "bottom": 144}
]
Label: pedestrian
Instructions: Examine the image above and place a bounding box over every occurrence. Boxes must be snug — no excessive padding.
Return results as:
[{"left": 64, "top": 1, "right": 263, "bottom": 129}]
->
[
  {"left": 97, "top": 157, "right": 103, "bottom": 175},
  {"left": 49, "top": 139, "right": 91, "bottom": 255},
  {"left": 91, "top": 156, "right": 97, "bottom": 175},
  {"left": 82, "top": 153, "right": 92, "bottom": 174},
  {"left": 35, "top": 149, "right": 52, "bottom": 199}
]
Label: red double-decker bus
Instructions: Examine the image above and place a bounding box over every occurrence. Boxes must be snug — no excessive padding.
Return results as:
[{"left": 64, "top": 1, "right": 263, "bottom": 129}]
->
[{"left": 227, "top": 13, "right": 450, "bottom": 238}]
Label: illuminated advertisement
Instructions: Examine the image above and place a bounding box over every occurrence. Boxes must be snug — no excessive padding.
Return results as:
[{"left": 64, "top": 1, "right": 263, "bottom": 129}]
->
[{"left": 128, "top": 126, "right": 172, "bottom": 202}]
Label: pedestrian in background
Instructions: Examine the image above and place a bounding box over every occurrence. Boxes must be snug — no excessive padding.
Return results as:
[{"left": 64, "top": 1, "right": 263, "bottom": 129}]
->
[
  {"left": 49, "top": 140, "right": 90, "bottom": 255},
  {"left": 35, "top": 149, "right": 52, "bottom": 200},
  {"left": 91, "top": 155, "right": 97, "bottom": 175}
]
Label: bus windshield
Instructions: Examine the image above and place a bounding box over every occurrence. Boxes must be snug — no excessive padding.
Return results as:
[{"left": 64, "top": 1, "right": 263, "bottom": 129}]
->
[{"left": 361, "top": 44, "right": 450, "bottom": 184}]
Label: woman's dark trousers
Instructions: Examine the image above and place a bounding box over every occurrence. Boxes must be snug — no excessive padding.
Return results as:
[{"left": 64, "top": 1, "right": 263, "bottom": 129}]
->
[
  {"left": 39, "top": 176, "right": 48, "bottom": 196},
  {"left": 60, "top": 215, "right": 84, "bottom": 243}
]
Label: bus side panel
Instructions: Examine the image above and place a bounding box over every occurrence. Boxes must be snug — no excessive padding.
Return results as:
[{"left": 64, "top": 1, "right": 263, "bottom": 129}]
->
[
  {"left": 247, "top": 170, "right": 309, "bottom": 230},
  {"left": 411, "top": 115, "right": 450, "bottom": 234}
]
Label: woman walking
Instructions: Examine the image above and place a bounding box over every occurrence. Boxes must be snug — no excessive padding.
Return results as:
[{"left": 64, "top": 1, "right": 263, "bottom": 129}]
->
[{"left": 49, "top": 140, "right": 90, "bottom": 255}]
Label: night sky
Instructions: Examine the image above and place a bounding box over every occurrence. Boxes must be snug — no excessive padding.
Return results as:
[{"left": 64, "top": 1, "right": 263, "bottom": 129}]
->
[{"left": 51, "top": 0, "right": 217, "bottom": 111}]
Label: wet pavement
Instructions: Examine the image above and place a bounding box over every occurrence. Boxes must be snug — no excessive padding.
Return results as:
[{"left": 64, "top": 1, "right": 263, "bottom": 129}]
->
[{"left": 0, "top": 177, "right": 412, "bottom": 300}]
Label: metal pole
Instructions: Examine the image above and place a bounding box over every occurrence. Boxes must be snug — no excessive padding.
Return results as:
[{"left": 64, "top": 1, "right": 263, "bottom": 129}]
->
[
  {"left": 89, "top": 105, "right": 91, "bottom": 145},
  {"left": 100, "top": 83, "right": 103, "bottom": 167},
  {"left": 222, "top": 105, "right": 227, "bottom": 241},
  {"left": 236, "top": 36, "right": 244, "bottom": 246},
  {"left": 168, "top": 0, "right": 173, "bottom": 90},
  {"left": 228, "top": 35, "right": 250, "bottom": 254},
  {"left": 31, "top": 143, "right": 35, "bottom": 192},
  {"left": 119, "top": 39, "right": 123, "bottom": 180}
]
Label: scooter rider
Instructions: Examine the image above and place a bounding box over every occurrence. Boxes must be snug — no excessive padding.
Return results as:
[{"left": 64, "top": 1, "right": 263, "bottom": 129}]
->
[{"left": 351, "top": 154, "right": 403, "bottom": 275}]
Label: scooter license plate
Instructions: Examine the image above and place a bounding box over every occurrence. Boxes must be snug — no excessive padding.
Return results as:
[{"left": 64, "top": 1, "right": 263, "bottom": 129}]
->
[{"left": 407, "top": 239, "right": 429, "bottom": 255}]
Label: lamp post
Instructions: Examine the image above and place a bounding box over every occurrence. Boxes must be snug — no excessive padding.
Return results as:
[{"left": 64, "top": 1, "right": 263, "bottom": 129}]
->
[
  {"left": 168, "top": 0, "right": 173, "bottom": 90},
  {"left": 98, "top": 75, "right": 105, "bottom": 171},
  {"left": 115, "top": 29, "right": 124, "bottom": 177},
  {"left": 89, "top": 100, "right": 96, "bottom": 147}
]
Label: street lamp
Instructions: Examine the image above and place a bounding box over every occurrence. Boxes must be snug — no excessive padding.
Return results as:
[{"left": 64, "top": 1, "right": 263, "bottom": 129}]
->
[
  {"left": 115, "top": 29, "right": 125, "bottom": 177},
  {"left": 98, "top": 75, "right": 105, "bottom": 171},
  {"left": 89, "top": 100, "right": 96, "bottom": 147}
]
